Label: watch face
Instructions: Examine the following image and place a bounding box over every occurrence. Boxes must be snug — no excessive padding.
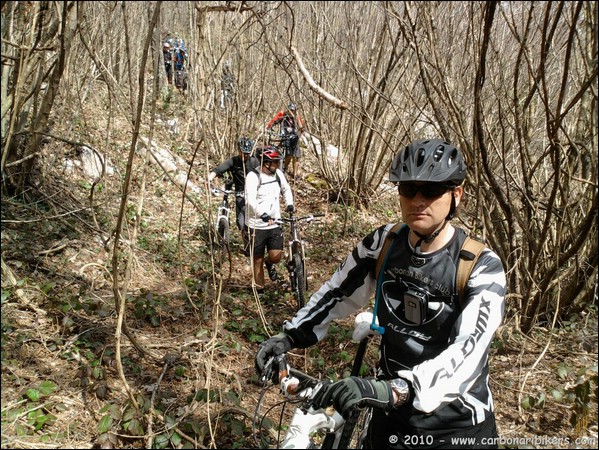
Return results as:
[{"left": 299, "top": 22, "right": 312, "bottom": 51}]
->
[{"left": 391, "top": 378, "right": 408, "bottom": 391}]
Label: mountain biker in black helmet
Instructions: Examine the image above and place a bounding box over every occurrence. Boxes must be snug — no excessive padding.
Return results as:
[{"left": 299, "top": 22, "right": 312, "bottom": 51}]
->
[
  {"left": 245, "top": 146, "right": 294, "bottom": 293},
  {"left": 255, "top": 138, "right": 506, "bottom": 448},
  {"left": 207, "top": 137, "right": 260, "bottom": 255},
  {"left": 266, "top": 102, "right": 305, "bottom": 178}
]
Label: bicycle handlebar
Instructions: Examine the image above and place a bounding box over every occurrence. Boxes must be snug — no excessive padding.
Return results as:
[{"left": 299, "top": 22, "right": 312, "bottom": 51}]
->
[
  {"left": 262, "top": 353, "right": 327, "bottom": 414},
  {"left": 262, "top": 311, "right": 378, "bottom": 392},
  {"left": 256, "top": 311, "right": 380, "bottom": 448},
  {"left": 211, "top": 187, "right": 243, "bottom": 196},
  {"left": 275, "top": 213, "right": 326, "bottom": 225}
]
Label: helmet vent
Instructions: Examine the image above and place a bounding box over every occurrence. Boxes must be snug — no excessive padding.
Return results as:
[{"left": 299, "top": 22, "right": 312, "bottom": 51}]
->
[
  {"left": 416, "top": 147, "right": 426, "bottom": 167},
  {"left": 448, "top": 148, "right": 458, "bottom": 166},
  {"left": 433, "top": 145, "right": 445, "bottom": 162}
]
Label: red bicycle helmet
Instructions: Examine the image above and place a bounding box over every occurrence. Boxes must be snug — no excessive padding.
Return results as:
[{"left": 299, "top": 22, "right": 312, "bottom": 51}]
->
[{"left": 260, "top": 146, "right": 282, "bottom": 162}]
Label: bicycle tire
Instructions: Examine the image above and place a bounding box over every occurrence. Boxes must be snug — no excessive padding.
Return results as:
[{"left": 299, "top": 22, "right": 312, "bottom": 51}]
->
[
  {"left": 335, "top": 407, "right": 372, "bottom": 449},
  {"left": 217, "top": 217, "right": 230, "bottom": 246},
  {"left": 322, "top": 337, "right": 373, "bottom": 448},
  {"left": 292, "top": 252, "right": 306, "bottom": 309}
]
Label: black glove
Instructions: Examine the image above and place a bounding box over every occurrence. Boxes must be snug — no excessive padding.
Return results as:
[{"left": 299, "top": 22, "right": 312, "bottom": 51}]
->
[
  {"left": 310, "top": 376, "right": 393, "bottom": 418},
  {"left": 255, "top": 332, "right": 293, "bottom": 378},
  {"left": 260, "top": 213, "right": 272, "bottom": 222},
  {"left": 286, "top": 205, "right": 294, "bottom": 213}
]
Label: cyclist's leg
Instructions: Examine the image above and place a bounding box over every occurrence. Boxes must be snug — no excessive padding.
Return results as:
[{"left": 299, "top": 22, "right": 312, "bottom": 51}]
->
[
  {"left": 294, "top": 139, "right": 302, "bottom": 178},
  {"left": 166, "top": 63, "right": 173, "bottom": 84},
  {"left": 254, "top": 254, "right": 266, "bottom": 288},
  {"left": 264, "top": 228, "right": 284, "bottom": 281},
  {"left": 266, "top": 249, "right": 283, "bottom": 265},
  {"left": 251, "top": 228, "right": 268, "bottom": 289},
  {"left": 235, "top": 197, "right": 246, "bottom": 232},
  {"left": 236, "top": 199, "right": 251, "bottom": 256},
  {"left": 265, "top": 227, "right": 284, "bottom": 265}
]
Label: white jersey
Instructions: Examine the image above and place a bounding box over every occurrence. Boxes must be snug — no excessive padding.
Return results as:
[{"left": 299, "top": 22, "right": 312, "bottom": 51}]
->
[{"left": 244, "top": 168, "right": 293, "bottom": 230}]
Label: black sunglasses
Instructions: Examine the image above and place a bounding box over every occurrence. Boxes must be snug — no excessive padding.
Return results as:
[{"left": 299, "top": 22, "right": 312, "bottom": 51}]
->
[{"left": 398, "top": 183, "right": 454, "bottom": 199}]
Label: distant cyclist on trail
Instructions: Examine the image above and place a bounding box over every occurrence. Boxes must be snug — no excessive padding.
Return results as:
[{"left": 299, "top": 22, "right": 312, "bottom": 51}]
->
[
  {"left": 266, "top": 102, "right": 305, "bottom": 177},
  {"left": 220, "top": 60, "right": 235, "bottom": 109},
  {"left": 255, "top": 138, "right": 506, "bottom": 449},
  {"left": 173, "top": 39, "right": 188, "bottom": 70},
  {"left": 207, "top": 137, "right": 260, "bottom": 255},
  {"left": 162, "top": 42, "right": 173, "bottom": 85},
  {"left": 173, "top": 39, "right": 188, "bottom": 92}
]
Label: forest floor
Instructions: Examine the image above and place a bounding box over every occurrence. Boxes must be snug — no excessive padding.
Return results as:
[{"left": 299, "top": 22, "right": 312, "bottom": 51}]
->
[{"left": 1, "top": 84, "right": 597, "bottom": 449}]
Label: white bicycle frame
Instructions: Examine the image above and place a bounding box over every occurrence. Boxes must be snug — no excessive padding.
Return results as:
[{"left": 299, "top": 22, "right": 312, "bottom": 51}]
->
[
  {"left": 281, "top": 402, "right": 345, "bottom": 448},
  {"left": 212, "top": 188, "right": 232, "bottom": 234},
  {"left": 216, "top": 202, "right": 230, "bottom": 228},
  {"left": 278, "top": 311, "right": 378, "bottom": 449}
]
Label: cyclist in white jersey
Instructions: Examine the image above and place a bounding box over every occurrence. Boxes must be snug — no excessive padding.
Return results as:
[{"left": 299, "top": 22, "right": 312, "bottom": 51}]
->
[
  {"left": 255, "top": 138, "right": 506, "bottom": 449},
  {"left": 245, "top": 147, "right": 294, "bottom": 292}
]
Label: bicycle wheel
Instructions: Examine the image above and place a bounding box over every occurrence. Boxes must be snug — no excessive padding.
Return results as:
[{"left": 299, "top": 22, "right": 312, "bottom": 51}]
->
[
  {"left": 217, "top": 217, "right": 230, "bottom": 246},
  {"left": 334, "top": 407, "right": 372, "bottom": 449},
  {"left": 215, "top": 218, "right": 232, "bottom": 285},
  {"left": 292, "top": 252, "right": 306, "bottom": 309}
]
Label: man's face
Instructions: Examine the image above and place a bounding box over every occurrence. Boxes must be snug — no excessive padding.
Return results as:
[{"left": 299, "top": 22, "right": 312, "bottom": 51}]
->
[
  {"left": 398, "top": 182, "right": 463, "bottom": 235},
  {"left": 262, "top": 161, "right": 279, "bottom": 175}
]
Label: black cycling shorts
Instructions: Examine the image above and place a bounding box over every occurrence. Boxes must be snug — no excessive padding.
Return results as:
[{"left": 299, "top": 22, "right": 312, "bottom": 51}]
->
[{"left": 249, "top": 227, "right": 283, "bottom": 257}]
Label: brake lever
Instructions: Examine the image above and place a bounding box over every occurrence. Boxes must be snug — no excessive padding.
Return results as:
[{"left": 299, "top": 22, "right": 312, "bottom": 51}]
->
[
  {"left": 261, "top": 354, "right": 287, "bottom": 386},
  {"left": 261, "top": 356, "right": 276, "bottom": 385},
  {"left": 299, "top": 380, "right": 329, "bottom": 413}
]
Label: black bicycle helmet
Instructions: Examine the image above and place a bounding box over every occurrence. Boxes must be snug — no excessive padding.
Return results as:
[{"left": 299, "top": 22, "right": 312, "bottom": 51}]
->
[
  {"left": 389, "top": 139, "right": 466, "bottom": 185},
  {"left": 288, "top": 103, "right": 297, "bottom": 112},
  {"left": 260, "top": 146, "right": 282, "bottom": 162},
  {"left": 238, "top": 137, "right": 254, "bottom": 154}
]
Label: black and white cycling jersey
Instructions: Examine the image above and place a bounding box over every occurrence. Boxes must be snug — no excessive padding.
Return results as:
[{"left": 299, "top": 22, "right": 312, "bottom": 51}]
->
[{"left": 284, "top": 222, "right": 506, "bottom": 429}]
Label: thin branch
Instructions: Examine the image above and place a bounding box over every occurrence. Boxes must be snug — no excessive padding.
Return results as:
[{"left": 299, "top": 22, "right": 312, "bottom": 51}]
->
[{"left": 290, "top": 46, "right": 349, "bottom": 110}]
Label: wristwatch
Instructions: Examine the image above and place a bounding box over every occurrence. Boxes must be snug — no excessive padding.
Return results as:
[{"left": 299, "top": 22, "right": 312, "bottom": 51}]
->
[{"left": 388, "top": 378, "right": 411, "bottom": 406}]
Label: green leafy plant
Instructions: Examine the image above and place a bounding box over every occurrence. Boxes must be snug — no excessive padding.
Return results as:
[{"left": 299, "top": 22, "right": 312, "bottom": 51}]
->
[{"left": 1, "top": 380, "right": 59, "bottom": 438}]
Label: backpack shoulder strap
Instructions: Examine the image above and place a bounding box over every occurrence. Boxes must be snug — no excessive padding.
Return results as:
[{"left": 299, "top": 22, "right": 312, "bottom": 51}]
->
[
  {"left": 253, "top": 168, "right": 282, "bottom": 189},
  {"left": 375, "top": 223, "right": 404, "bottom": 280},
  {"left": 457, "top": 236, "right": 486, "bottom": 304}
]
